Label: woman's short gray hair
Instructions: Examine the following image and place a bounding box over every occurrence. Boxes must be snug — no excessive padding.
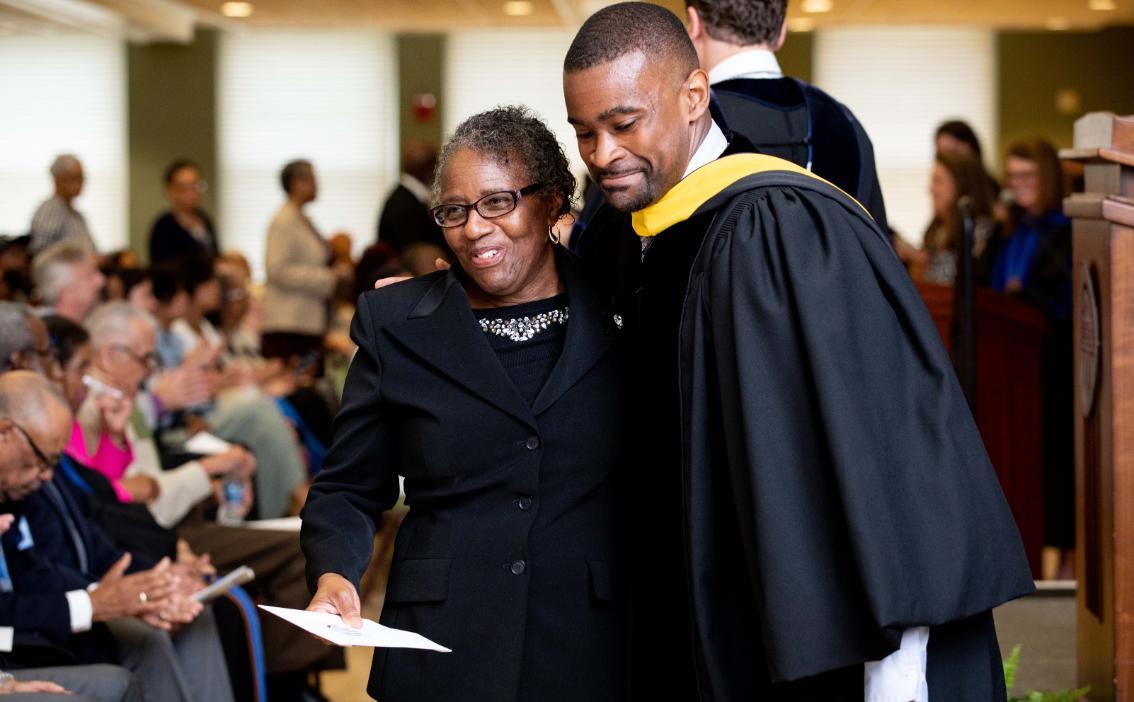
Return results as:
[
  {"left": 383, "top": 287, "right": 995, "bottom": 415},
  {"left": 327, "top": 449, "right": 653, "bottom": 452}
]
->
[{"left": 433, "top": 105, "right": 575, "bottom": 219}]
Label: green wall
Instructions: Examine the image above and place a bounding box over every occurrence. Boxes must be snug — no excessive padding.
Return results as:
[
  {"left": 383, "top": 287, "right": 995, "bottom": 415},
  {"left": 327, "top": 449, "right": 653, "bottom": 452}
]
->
[
  {"left": 397, "top": 34, "right": 445, "bottom": 158},
  {"left": 778, "top": 31, "right": 813, "bottom": 83},
  {"left": 126, "top": 29, "right": 218, "bottom": 260},
  {"left": 998, "top": 27, "right": 1134, "bottom": 166}
]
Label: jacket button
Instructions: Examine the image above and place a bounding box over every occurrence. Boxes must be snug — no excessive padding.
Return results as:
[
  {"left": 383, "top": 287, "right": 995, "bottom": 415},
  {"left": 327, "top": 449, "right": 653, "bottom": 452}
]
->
[
  {"left": 525, "top": 436, "right": 540, "bottom": 450},
  {"left": 510, "top": 560, "right": 527, "bottom": 575},
  {"left": 517, "top": 496, "right": 532, "bottom": 511}
]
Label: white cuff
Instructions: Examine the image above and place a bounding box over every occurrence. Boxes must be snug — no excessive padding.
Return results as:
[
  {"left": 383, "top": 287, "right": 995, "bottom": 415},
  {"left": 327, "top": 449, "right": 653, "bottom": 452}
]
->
[
  {"left": 864, "top": 627, "right": 930, "bottom": 702},
  {"left": 65, "top": 589, "right": 93, "bottom": 633}
]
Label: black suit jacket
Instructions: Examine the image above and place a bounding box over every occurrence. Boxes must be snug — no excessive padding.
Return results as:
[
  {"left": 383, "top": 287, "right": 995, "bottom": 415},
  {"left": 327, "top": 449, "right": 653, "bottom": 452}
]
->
[
  {"left": 148, "top": 210, "right": 218, "bottom": 264},
  {"left": 376, "top": 184, "right": 445, "bottom": 252},
  {"left": 302, "top": 252, "right": 625, "bottom": 702}
]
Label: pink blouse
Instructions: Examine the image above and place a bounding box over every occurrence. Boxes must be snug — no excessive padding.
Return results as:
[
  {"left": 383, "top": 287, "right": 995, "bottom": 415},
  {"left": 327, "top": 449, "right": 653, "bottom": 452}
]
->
[{"left": 64, "top": 421, "right": 135, "bottom": 503}]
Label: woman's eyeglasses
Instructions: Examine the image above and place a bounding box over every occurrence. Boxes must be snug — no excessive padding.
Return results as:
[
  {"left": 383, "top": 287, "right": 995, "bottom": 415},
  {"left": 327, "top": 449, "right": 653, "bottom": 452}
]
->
[{"left": 430, "top": 183, "right": 543, "bottom": 228}]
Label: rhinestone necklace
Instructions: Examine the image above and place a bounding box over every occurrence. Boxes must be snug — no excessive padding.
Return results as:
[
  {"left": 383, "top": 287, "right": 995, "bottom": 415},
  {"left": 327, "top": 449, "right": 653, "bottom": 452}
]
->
[{"left": 478, "top": 306, "right": 569, "bottom": 343}]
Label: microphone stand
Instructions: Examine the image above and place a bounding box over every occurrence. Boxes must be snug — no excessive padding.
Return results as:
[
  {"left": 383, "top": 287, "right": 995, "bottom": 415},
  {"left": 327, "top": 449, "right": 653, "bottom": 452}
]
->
[{"left": 952, "top": 196, "right": 977, "bottom": 411}]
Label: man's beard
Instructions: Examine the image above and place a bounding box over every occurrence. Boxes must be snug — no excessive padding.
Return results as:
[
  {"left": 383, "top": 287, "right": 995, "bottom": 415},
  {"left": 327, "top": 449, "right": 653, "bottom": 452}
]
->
[{"left": 593, "top": 162, "right": 662, "bottom": 213}]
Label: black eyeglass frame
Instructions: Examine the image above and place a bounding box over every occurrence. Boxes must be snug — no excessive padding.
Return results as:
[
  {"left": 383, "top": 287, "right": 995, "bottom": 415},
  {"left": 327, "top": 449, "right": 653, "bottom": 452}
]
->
[
  {"left": 110, "top": 343, "right": 157, "bottom": 369},
  {"left": 11, "top": 421, "right": 59, "bottom": 471},
  {"left": 430, "top": 183, "right": 543, "bottom": 228}
]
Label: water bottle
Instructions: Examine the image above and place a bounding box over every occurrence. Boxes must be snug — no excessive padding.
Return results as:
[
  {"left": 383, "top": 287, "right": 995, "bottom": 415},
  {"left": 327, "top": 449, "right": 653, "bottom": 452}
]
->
[{"left": 217, "top": 474, "right": 245, "bottom": 526}]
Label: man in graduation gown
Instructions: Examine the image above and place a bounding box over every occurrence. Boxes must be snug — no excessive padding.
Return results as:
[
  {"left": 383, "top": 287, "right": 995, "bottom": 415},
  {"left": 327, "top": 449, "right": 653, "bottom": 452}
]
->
[
  {"left": 562, "top": 4, "right": 1034, "bottom": 700},
  {"left": 685, "top": 0, "right": 888, "bottom": 230}
]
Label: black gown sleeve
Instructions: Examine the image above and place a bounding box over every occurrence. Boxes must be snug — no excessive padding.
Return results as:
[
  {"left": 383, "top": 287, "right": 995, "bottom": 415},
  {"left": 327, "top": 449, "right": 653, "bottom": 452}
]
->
[
  {"left": 300, "top": 295, "right": 400, "bottom": 592},
  {"left": 702, "top": 182, "right": 1034, "bottom": 681}
]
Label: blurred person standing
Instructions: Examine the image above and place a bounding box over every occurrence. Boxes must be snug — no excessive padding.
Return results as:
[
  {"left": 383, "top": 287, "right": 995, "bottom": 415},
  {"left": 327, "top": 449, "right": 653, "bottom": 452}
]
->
[
  {"left": 979, "top": 138, "right": 1074, "bottom": 579},
  {"left": 376, "top": 141, "right": 446, "bottom": 253},
  {"left": 935, "top": 120, "right": 1002, "bottom": 203},
  {"left": 28, "top": 155, "right": 97, "bottom": 255},
  {"left": 261, "top": 160, "right": 351, "bottom": 371},
  {"left": 148, "top": 160, "right": 219, "bottom": 265},
  {"left": 685, "top": 0, "right": 887, "bottom": 229}
]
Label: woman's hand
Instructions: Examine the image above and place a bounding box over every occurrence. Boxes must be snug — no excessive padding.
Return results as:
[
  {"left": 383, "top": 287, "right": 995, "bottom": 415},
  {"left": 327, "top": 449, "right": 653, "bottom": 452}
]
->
[
  {"left": 94, "top": 384, "right": 134, "bottom": 445},
  {"left": 307, "top": 572, "right": 363, "bottom": 629}
]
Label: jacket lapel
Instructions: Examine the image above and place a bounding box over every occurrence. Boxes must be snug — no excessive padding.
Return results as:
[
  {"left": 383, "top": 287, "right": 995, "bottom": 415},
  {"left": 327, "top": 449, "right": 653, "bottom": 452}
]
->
[
  {"left": 531, "top": 251, "right": 613, "bottom": 415},
  {"left": 383, "top": 272, "right": 536, "bottom": 428}
]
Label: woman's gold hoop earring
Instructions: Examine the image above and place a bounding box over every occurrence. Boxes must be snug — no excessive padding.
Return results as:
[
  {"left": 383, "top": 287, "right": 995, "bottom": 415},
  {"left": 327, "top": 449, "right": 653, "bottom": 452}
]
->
[{"left": 549, "top": 225, "right": 561, "bottom": 245}]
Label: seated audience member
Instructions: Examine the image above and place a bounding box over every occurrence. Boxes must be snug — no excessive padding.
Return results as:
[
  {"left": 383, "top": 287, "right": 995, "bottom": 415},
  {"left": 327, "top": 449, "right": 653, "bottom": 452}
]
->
[
  {"left": 0, "top": 504, "right": 142, "bottom": 702},
  {"left": 179, "top": 258, "right": 335, "bottom": 475},
  {"left": 0, "top": 235, "right": 32, "bottom": 303},
  {"left": 148, "top": 264, "right": 311, "bottom": 517},
  {"left": 351, "top": 242, "right": 402, "bottom": 301},
  {"left": 41, "top": 315, "right": 342, "bottom": 698},
  {"left": 914, "top": 151, "right": 998, "bottom": 284},
  {"left": 31, "top": 241, "right": 105, "bottom": 322},
  {"left": 400, "top": 241, "right": 449, "bottom": 277},
  {"left": 376, "top": 140, "right": 446, "bottom": 253},
  {"left": 28, "top": 155, "right": 96, "bottom": 255},
  {"left": 79, "top": 302, "right": 256, "bottom": 525},
  {"left": 980, "top": 137, "right": 1074, "bottom": 579},
  {"left": 149, "top": 160, "right": 219, "bottom": 265},
  {"left": 0, "top": 371, "right": 231, "bottom": 702},
  {"left": 261, "top": 160, "right": 352, "bottom": 371}
]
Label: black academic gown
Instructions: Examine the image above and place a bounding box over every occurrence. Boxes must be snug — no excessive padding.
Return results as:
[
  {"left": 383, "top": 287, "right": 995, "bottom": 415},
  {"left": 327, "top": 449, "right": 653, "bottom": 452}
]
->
[
  {"left": 710, "top": 77, "right": 889, "bottom": 232},
  {"left": 577, "top": 147, "right": 1034, "bottom": 700}
]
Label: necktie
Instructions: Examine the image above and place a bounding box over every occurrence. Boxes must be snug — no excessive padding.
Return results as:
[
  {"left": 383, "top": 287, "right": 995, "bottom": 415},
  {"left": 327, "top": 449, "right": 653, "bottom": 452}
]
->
[{"left": 41, "top": 479, "right": 89, "bottom": 575}]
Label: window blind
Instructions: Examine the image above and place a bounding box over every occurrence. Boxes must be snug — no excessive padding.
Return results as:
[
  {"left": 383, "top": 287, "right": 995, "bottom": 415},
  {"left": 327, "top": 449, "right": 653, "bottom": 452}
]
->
[
  {"left": 814, "top": 27, "right": 997, "bottom": 243},
  {"left": 218, "top": 30, "right": 397, "bottom": 280},
  {"left": 0, "top": 34, "right": 127, "bottom": 250},
  {"left": 445, "top": 30, "right": 586, "bottom": 184}
]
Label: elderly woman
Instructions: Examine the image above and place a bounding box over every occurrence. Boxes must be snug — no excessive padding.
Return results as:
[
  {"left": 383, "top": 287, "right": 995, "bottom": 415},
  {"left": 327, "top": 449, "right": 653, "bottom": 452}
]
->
[{"left": 301, "top": 106, "right": 624, "bottom": 701}]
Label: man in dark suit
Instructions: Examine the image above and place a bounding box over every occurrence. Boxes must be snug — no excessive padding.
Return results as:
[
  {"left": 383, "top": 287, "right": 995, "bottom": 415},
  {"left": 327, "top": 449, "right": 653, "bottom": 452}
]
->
[
  {"left": 685, "top": 0, "right": 888, "bottom": 230},
  {"left": 376, "top": 141, "right": 446, "bottom": 253},
  {"left": 0, "top": 371, "right": 235, "bottom": 702}
]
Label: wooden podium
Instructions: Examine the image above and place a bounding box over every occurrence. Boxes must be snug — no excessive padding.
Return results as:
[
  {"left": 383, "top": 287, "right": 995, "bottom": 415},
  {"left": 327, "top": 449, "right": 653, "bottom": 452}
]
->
[
  {"left": 917, "top": 283, "right": 1049, "bottom": 576},
  {"left": 1063, "top": 112, "right": 1134, "bottom": 701}
]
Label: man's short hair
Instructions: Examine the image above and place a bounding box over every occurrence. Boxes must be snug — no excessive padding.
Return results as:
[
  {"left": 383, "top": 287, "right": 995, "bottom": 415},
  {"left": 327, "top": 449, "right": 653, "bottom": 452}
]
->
[
  {"left": 49, "top": 154, "right": 81, "bottom": 179},
  {"left": 85, "top": 301, "right": 157, "bottom": 351},
  {"left": 564, "top": 2, "right": 698, "bottom": 76},
  {"left": 31, "top": 239, "right": 93, "bottom": 305},
  {"left": 280, "top": 159, "right": 312, "bottom": 194},
  {"left": 0, "top": 302, "right": 36, "bottom": 368},
  {"left": 686, "top": 0, "right": 787, "bottom": 46}
]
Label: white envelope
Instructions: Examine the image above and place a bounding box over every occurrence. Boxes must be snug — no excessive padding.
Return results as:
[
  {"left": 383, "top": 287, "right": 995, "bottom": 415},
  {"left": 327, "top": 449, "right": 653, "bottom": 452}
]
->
[
  {"left": 184, "top": 432, "right": 234, "bottom": 456},
  {"left": 258, "top": 605, "right": 451, "bottom": 652}
]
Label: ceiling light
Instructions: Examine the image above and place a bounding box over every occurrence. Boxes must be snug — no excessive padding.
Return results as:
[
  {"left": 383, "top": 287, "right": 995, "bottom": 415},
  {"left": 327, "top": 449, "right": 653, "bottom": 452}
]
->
[
  {"left": 1044, "top": 16, "right": 1070, "bottom": 30},
  {"left": 221, "top": 2, "right": 253, "bottom": 18},
  {"left": 800, "top": 0, "right": 833, "bottom": 13},
  {"left": 1088, "top": 0, "right": 1117, "bottom": 10},
  {"left": 503, "top": 0, "right": 534, "bottom": 16},
  {"left": 787, "top": 17, "right": 815, "bottom": 32}
]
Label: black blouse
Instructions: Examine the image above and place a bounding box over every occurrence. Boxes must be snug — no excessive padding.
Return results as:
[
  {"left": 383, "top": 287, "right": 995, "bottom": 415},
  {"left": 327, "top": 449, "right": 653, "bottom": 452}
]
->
[{"left": 474, "top": 293, "right": 569, "bottom": 406}]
